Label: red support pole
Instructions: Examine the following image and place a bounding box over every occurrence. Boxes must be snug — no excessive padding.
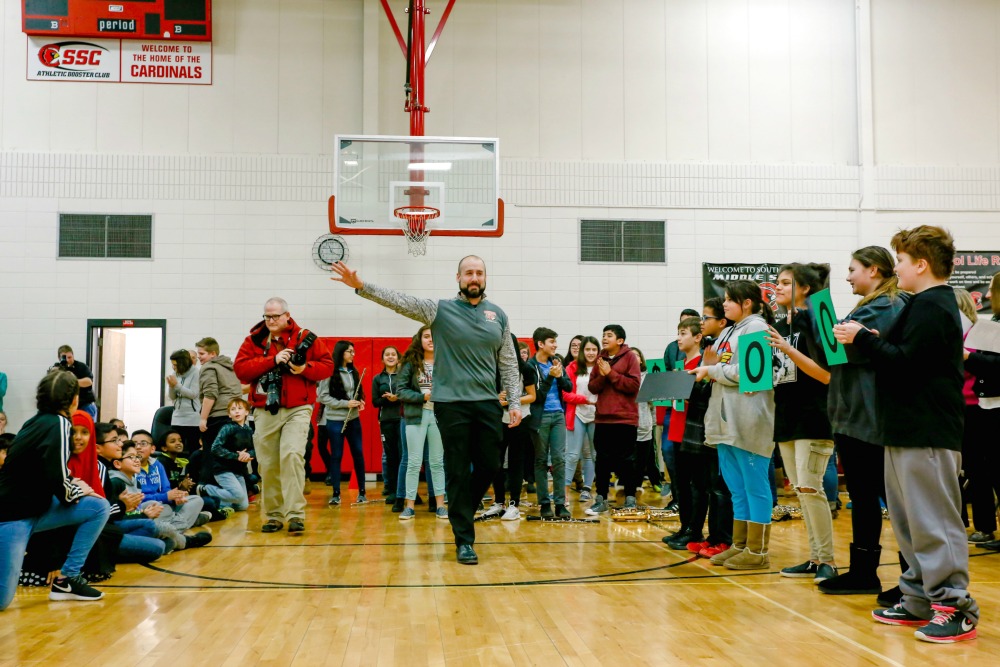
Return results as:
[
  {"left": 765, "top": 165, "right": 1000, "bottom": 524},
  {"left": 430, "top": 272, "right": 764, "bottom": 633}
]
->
[{"left": 408, "top": 0, "right": 428, "bottom": 211}]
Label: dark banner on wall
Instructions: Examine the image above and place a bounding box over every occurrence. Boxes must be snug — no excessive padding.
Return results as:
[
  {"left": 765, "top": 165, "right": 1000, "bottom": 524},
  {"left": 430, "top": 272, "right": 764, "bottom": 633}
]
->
[
  {"left": 951, "top": 252, "right": 1000, "bottom": 313},
  {"left": 702, "top": 263, "right": 784, "bottom": 311}
]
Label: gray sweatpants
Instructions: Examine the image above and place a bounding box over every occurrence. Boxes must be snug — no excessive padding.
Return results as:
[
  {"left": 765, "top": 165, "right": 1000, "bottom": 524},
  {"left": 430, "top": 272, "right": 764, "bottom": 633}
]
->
[{"left": 884, "top": 446, "right": 979, "bottom": 624}]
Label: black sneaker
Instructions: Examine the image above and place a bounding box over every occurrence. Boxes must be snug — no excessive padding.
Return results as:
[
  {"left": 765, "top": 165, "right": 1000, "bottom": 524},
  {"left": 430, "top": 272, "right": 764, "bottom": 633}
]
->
[
  {"left": 556, "top": 505, "right": 571, "bottom": 519},
  {"left": 914, "top": 604, "right": 977, "bottom": 643},
  {"left": 288, "top": 518, "right": 305, "bottom": 534},
  {"left": 665, "top": 501, "right": 679, "bottom": 513},
  {"left": 384, "top": 494, "right": 396, "bottom": 505},
  {"left": 781, "top": 561, "right": 819, "bottom": 578},
  {"left": 968, "top": 531, "right": 994, "bottom": 545},
  {"left": 49, "top": 575, "right": 104, "bottom": 602},
  {"left": 872, "top": 602, "right": 928, "bottom": 627},
  {"left": 877, "top": 585, "right": 903, "bottom": 608},
  {"left": 185, "top": 531, "right": 213, "bottom": 549},
  {"left": 540, "top": 503, "right": 554, "bottom": 518},
  {"left": 391, "top": 498, "right": 405, "bottom": 513}
]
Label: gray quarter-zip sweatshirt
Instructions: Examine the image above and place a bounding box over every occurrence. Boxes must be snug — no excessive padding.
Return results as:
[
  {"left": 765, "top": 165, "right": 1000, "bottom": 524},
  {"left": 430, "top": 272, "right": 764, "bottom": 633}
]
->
[{"left": 357, "top": 284, "right": 521, "bottom": 408}]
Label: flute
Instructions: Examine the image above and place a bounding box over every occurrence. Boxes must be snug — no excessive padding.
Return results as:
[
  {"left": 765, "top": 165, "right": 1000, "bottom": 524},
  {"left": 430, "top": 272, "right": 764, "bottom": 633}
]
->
[{"left": 344, "top": 368, "right": 368, "bottom": 424}]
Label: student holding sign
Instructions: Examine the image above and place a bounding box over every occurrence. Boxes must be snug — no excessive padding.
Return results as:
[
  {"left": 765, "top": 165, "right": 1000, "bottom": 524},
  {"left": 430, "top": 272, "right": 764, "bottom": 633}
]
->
[
  {"left": 819, "top": 247, "right": 909, "bottom": 602},
  {"left": 692, "top": 281, "right": 776, "bottom": 570},
  {"left": 764, "top": 263, "right": 838, "bottom": 583}
]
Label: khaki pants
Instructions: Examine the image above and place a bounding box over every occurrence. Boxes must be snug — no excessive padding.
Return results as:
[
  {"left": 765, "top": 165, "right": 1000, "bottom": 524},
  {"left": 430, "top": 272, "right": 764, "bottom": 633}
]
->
[{"left": 254, "top": 404, "right": 312, "bottom": 521}]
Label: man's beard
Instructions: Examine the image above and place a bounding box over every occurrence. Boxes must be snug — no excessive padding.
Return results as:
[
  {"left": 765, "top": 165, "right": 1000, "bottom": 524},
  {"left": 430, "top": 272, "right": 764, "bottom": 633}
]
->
[{"left": 460, "top": 282, "right": 485, "bottom": 299}]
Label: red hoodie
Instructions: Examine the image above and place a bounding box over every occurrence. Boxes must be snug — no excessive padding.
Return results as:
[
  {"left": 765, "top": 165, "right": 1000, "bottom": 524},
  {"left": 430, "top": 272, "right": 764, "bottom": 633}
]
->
[
  {"left": 587, "top": 343, "right": 641, "bottom": 425},
  {"left": 234, "top": 317, "right": 334, "bottom": 409}
]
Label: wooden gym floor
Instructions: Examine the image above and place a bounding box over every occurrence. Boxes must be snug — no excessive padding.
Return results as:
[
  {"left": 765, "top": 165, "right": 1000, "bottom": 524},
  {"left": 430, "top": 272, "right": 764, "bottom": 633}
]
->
[{"left": 2, "top": 484, "right": 998, "bottom": 666}]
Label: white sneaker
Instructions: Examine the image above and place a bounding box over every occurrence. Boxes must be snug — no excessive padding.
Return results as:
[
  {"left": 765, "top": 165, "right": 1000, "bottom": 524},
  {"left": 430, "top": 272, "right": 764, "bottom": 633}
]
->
[
  {"left": 501, "top": 502, "right": 520, "bottom": 521},
  {"left": 482, "top": 502, "right": 504, "bottom": 519}
]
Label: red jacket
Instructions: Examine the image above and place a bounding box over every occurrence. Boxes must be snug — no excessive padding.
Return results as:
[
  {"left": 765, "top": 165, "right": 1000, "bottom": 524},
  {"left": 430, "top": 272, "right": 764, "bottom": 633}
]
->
[
  {"left": 561, "top": 360, "right": 593, "bottom": 431},
  {"left": 234, "top": 317, "right": 334, "bottom": 409},
  {"left": 587, "top": 344, "right": 641, "bottom": 425}
]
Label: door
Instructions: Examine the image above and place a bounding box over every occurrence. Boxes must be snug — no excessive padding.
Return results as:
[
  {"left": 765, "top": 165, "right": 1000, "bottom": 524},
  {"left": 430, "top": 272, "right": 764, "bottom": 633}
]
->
[{"left": 88, "top": 319, "right": 167, "bottom": 431}]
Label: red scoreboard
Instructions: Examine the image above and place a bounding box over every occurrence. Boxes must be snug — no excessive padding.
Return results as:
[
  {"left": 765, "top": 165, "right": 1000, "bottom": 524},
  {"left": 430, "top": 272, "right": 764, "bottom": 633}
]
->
[{"left": 22, "top": 0, "right": 212, "bottom": 41}]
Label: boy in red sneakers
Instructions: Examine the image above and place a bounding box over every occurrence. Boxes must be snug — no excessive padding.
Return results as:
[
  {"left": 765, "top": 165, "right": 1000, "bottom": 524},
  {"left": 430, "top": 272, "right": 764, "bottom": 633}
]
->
[{"left": 836, "top": 226, "right": 978, "bottom": 643}]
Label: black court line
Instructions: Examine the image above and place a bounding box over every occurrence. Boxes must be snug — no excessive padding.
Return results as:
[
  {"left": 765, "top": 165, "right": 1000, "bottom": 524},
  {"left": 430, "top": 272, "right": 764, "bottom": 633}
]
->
[
  {"left": 127, "top": 554, "right": 700, "bottom": 590},
  {"left": 103, "top": 545, "right": 1000, "bottom": 593},
  {"left": 202, "top": 539, "right": 653, "bottom": 548}
]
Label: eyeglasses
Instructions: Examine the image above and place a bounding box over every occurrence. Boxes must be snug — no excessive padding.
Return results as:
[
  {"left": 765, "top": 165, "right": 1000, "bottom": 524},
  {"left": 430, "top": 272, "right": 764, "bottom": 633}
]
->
[
  {"left": 102, "top": 439, "right": 118, "bottom": 445},
  {"left": 262, "top": 312, "right": 287, "bottom": 321},
  {"left": 700, "top": 316, "right": 720, "bottom": 322},
  {"left": 121, "top": 454, "right": 142, "bottom": 462}
]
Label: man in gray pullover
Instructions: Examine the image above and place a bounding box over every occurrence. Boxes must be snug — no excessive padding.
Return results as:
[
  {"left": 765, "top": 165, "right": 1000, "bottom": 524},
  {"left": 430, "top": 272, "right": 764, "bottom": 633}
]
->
[{"left": 331, "top": 256, "right": 521, "bottom": 565}]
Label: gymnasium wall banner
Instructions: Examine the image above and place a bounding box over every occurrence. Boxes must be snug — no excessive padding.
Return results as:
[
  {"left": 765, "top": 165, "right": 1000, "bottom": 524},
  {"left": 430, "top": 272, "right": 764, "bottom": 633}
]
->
[
  {"left": 27, "top": 36, "right": 211, "bottom": 85},
  {"left": 951, "top": 252, "right": 1000, "bottom": 313},
  {"left": 702, "top": 263, "right": 784, "bottom": 311}
]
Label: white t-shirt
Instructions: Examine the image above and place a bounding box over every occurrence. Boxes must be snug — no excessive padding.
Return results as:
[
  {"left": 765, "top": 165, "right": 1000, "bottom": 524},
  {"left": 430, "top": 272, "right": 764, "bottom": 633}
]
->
[
  {"left": 420, "top": 361, "right": 434, "bottom": 410},
  {"left": 574, "top": 370, "right": 597, "bottom": 423}
]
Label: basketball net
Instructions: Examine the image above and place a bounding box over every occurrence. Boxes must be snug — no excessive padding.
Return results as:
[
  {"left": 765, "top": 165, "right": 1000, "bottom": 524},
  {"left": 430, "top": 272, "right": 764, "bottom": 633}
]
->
[{"left": 394, "top": 206, "right": 440, "bottom": 256}]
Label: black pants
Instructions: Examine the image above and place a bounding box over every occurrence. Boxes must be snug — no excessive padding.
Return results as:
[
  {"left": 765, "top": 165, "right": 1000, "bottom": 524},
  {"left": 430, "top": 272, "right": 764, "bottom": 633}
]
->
[
  {"left": 676, "top": 448, "right": 705, "bottom": 535},
  {"left": 594, "top": 423, "right": 638, "bottom": 499},
  {"left": 964, "top": 405, "right": 1000, "bottom": 533},
  {"left": 836, "top": 432, "right": 886, "bottom": 548},
  {"left": 380, "top": 419, "right": 402, "bottom": 497},
  {"left": 706, "top": 450, "right": 733, "bottom": 544},
  {"left": 436, "top": 400, "right": 504, "bottom": 546},
  {"left": 637, "top": 438, "right": 661, "bottom": 485},
  {"left": 493, "top": 422, "right": 528, "bottom": 505}
]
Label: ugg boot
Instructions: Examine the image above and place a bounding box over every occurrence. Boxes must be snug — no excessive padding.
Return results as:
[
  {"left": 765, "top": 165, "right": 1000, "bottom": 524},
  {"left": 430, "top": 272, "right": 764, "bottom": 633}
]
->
[
  {"left": 818, "top": 544, "right": 882, "bottom": 595},
  {"left": 876, "top": 551, "right": 907, "bottom": 607},
  {"left": 724, "top": 522, "right": 770, "bottom": 570},
  {"left": 710, "top": 520, "right": 748, "bottom": 565}
]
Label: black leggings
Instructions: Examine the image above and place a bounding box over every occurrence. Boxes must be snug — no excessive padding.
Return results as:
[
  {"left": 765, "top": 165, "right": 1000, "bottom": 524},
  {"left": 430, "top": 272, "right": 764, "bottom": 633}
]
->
[
  {"left": 835, "top": 433, "right": 886, "bottom": 548},
  {"left": 493, "top": 423, "right": 528, "bottom": 505},
  {"left": 964, "top": 405, "right": 1000, "bottom": 533}
]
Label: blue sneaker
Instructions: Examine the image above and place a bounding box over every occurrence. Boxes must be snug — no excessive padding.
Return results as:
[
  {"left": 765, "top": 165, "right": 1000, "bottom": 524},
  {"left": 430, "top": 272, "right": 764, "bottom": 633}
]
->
[
  {"left": 399, "top": 507, "right": 415, "bottom": 521},
  {"left": 436, "top": 507, "right": 449, "bottom": 520}
]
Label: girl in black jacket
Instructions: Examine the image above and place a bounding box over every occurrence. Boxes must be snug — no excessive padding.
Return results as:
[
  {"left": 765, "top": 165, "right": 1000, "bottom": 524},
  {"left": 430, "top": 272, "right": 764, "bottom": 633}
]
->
[
  {"left": 371, "top": 346, "right": 403, "bottom": 507},
  {"left": 0, "top": 371, "right": 111, "bottom": 610}
]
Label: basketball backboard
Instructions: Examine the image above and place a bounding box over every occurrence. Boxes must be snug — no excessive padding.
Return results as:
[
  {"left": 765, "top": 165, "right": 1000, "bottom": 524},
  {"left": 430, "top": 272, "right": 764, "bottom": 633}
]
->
[{"left": 329, "top": 135, "right": 503, "bottom": 238}]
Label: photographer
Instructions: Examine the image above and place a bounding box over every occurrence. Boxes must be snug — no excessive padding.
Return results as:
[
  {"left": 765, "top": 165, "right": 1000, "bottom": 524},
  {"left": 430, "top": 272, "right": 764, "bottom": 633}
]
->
[
  {"left": 234, "top": 298, "right": 333, "bottom": 534},
  {"left": 50, "top": 346, "right": 97, "bottom": 421}
]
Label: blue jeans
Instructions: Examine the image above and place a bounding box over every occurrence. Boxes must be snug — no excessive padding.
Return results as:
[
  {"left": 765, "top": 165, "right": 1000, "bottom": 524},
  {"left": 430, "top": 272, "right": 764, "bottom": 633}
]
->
[
  {"left": 115, "top": 518, "right": 165, "bottom": 563},
  {"left": 396, "top": 419, "right": 435, "bottom": 498},
  {"left": 564, "top": 417, "right": 595, "bottom": 490},
  {"left": 404, "top": 409, "right": 445, "bottom": 500},
  {"left": 327, "top": 419, "right": 365, "bottom": 495},
  {"left": 823, "top": 448, "right": 839, "bottom": 506},
  {"left": 202, "top": 472, "right": 249, "bottom": 511},
  {"left": 535, "top": 412, "right": 567, "bottom": 505},
  {"left": 717, "top": 444, "right": 772, "bottom": 524},
  {"left": 0, "top": 495, "right": 110, "bottom": 610}
]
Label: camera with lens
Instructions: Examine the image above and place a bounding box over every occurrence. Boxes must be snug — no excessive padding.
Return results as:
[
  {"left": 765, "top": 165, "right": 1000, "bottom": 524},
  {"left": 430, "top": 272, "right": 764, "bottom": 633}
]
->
[
  {"left": 58, "top": 354, "right": 70, "bottom": 368},
  {"left": 260, "top": 332, "right": 318, "bottom": 415}
]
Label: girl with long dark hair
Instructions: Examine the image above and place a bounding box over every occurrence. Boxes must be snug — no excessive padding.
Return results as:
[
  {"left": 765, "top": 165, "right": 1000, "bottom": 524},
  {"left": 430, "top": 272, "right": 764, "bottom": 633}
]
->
[
  {"left": 562, "top": 336, "right": 600, "bottom": 502},
  {"left": 693, "top": 280, "right": 775, "bottom": 570},
  {"left": 318, "top": 340, "right": 367, "bottom": 505},
  {"left": 765, "top": 262, "right": 838, "bottom": 582},
  {"left": 397, "top": 326, "right": 447, "bottom": 521}
]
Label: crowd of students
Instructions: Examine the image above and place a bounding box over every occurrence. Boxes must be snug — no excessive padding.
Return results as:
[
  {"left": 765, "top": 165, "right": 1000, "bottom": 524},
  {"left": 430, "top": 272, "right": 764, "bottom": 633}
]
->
[{"left": 0, "top": 224, "right": 992, "bottom": 645}]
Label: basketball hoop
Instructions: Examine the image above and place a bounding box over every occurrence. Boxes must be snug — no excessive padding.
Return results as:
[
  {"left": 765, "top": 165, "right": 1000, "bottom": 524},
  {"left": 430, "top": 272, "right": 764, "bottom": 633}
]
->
[{"left": 394, "top": 206, "right": 440, "bottom": 256}]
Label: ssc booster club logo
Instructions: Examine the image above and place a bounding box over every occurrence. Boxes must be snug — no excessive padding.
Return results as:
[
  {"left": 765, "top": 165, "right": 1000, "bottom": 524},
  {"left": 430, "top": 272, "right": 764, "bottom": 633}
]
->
[{"left": 36, "top": 42, "right": 112, "bottom": 78}]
